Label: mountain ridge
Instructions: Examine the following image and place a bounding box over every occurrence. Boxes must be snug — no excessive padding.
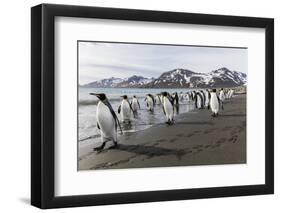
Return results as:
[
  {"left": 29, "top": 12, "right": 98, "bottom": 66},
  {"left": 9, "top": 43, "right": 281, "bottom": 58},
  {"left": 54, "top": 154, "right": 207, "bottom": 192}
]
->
[{"left": 81, "top": 67, "right": 247, "bottom": 88}]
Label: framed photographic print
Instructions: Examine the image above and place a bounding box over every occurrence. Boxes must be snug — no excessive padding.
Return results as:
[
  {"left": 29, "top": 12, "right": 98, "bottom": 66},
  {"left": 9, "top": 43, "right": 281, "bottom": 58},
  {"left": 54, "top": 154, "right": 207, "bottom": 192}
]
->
[{"left": 31, "top": 4, "right": 274, "bottom": 209}]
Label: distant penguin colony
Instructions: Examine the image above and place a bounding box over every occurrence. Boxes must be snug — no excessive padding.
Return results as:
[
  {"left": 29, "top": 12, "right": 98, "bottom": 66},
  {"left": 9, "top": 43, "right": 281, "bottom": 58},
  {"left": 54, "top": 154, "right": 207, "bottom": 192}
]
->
[{"left": 89, "top": 87, "right": 235, "bottom": 151}]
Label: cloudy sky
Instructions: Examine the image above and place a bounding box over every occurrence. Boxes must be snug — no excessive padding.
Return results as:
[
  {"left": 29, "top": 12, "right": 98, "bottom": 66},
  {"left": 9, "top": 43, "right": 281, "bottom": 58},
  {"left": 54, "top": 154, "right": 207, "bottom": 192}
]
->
[{"left": 78, "top": 41, "right": 247, "bottom": 85}]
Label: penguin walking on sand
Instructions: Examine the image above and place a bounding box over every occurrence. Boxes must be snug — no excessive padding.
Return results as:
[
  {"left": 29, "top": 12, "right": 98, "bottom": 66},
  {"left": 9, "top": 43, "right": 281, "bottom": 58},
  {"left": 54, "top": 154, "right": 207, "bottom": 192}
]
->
[
  {"left": 131, "top": 95, "right": 141, "bottom": 117},
  {"left": 161, "top": 92, "right": 174, "bottom": 125},
  {"left": 89, "top": 93, "right": 122, "bottom": 151},
  {"left": 229, "top": 89, "right": 234, "bottom": 98},
  {"left": 227, "top": 89, "right": 234, "bottom": 99},
  {"left": 210, "top": 89, "right": 220, "bottom": 117},
  {"left": 118, "top": 95, "right": 133, "bottom": 122},
  {"left": 144, "top": 94, "right": 155, "bottom": 112},
  {"left": 219, "top": 88, "right": 225, "bottom": 110}
]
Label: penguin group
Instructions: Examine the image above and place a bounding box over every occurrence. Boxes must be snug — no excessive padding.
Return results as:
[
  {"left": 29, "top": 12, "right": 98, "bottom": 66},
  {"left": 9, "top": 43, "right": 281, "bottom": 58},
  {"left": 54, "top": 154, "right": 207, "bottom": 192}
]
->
[{"left": 90, "top": 88, "right": 235, "bottom": 151}]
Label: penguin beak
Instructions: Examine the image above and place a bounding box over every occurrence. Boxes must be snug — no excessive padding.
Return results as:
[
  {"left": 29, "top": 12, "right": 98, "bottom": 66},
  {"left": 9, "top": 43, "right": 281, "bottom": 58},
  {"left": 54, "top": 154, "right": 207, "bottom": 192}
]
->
[{"left": 90, "top": 93, "right": 101, "bottom": 99}]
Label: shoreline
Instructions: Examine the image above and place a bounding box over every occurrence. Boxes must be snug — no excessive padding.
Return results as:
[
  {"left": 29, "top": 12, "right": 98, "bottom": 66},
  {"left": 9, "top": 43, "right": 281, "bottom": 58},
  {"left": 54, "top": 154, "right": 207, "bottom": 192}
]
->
[{"left": 78, "top": 94, "right": 246, "bottom": 170}]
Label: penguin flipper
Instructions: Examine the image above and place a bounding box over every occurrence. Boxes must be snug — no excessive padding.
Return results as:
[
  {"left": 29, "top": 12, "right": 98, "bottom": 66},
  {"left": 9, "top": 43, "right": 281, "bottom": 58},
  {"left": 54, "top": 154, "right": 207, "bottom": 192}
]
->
[
  {"left": 104, "top": 101, "right": 123, "bottom": 134},
  {"left": 97, "top": 122, "right": 100, "bottom": 129},
  {"left": 127, "top": 100, "right": 134, "bottom": 112},
  {"left": 118, "top": 105, "right": 121, "bottom": 114},
  {"left": 162, "top": 105, "right": 166, "bottom": 116}
]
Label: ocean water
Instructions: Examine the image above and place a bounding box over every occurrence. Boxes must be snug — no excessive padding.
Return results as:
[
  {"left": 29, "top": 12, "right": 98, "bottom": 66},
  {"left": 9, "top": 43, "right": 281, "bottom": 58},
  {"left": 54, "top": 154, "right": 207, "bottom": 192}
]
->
[{"left": 78, "top": 88, "right": 195, "bottom": 144}]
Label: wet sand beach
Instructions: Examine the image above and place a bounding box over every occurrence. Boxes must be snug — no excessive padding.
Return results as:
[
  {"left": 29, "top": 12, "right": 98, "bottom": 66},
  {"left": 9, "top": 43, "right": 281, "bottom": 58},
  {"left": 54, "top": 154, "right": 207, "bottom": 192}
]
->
[{"left": 78, "top": 94, "right": 246, "bottom": 170}]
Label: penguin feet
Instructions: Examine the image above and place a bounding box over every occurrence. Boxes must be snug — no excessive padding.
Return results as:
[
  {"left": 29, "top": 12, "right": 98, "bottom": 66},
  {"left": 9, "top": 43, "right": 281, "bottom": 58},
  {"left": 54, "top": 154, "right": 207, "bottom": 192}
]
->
[
  {"left": 109, "top": 142, "right": 118, "bottom": 149},
  {"left": 93, "top": 142, "right": 105, "bottom": 152},
  {"left": 166, "top": 119, "right": 174, "bottom": 125},
  {"left": 212, "top": 113, "right": 219, "bottom": 117}
]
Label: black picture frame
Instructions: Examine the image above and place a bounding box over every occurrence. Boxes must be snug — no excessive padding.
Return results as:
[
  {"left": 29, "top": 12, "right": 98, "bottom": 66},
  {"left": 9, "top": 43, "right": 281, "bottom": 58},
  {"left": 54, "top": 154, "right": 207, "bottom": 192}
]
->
[{"left": 31, "top": 3, "right": 274, "bottom": 209}]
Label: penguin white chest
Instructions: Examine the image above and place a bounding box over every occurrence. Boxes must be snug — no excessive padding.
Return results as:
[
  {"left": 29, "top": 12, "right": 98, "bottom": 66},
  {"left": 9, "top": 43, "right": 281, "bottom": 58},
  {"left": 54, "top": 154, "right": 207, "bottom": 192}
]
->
[
  {"left": 219, "top": 91, "right": 225, "bottom": 101},
  {"left": 96, "top": 102, "right": 116, "bottom": 138},
  {"left": 163, "top": 97, "right": 173, "bottom": 119},
  {"left": 197, "top": 95, "right": 202, "bottom": 108},
  {"left": 205, "top": 91, "right": 209, "bottom": 105},
  {"left": 121, "top": 100, "right": 131, "bottom": 120},
  {"left": 131, "top": 99, "right": 139, "bottom": 111},
  {"left": 147, "top": 97, "right": 154, "bottom": 109},
  {"left": 210, "top": 93, "right": 219, "bottom": 113}
]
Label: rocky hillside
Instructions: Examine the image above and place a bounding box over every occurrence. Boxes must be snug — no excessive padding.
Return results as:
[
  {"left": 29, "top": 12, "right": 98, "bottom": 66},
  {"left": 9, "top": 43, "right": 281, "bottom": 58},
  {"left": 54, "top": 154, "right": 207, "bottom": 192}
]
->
[{"left": 81, "top": 67, "right": 247, "bottom": 88}]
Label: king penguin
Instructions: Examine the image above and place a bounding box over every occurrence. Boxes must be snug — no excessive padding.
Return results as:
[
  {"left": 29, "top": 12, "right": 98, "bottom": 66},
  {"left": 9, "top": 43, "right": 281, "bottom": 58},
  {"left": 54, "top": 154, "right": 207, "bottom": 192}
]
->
[
  {"left": 194, "top": 92, "right": 204, "bottom": 109},
  {"left": 210, "top": 89, "right": 220, "bottom": 117},
  {"left": 131, "top": 95, "right": 141, "bottom": 117},
  {"left": 204, "top": 89, "right": 211, "bottom": 109},
  {"left": 161, "top": 92, "right": 174, "bottom": 125},
  {"left": 89, "top": 93, "right": 122, "bottom": 151},
  {"left": 145, "top": 94, "right": 155, "bottom": 112},
  {"left": 219, "top": 88, "right": 225, "bottom": 110},
  {"left": 118, "top": 95, "right": 133, "bottom": 122}
]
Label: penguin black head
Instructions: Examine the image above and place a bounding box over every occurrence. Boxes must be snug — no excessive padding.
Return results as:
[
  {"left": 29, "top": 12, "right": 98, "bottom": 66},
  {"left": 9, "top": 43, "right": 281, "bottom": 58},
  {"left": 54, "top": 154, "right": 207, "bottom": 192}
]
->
[
  {"left": 133, "top": 95, "right": 136, "bottom": 98},
  {"left": 221, "top": 88, "right": 224, "bottom": 91},
  {"left": 161, "top": 92, "right": 168, "bottom": 97},
  {"left": 147, "top": 94, "right": 153, "bottom": 98},
  {"left": 121, "top": 95, "right": 128, "bottom": 99},
  {"left": 212, "top": 89, "right": 217, "bottom": 92},
  {"left": 89, "top": 93, "right": 107, "bottom": 101}
]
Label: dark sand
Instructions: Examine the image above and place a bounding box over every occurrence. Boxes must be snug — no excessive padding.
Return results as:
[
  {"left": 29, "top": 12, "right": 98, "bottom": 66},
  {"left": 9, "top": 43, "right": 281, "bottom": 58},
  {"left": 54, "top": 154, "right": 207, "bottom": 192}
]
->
[{"left": 78, "top": 94, "right": 246, "bottom": 170}]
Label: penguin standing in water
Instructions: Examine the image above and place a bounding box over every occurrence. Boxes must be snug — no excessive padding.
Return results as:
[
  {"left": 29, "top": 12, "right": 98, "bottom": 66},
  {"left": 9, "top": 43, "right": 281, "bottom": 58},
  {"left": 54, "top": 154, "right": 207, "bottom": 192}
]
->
[
  {"left": 172, "top": 92, "right": 180, "bottom": 114},
  {"left": 194, "top": 91, "right": 204, "bottom": 109},
  {"left": 210, "top": 89, "right": 220, "bottom": 117},
  {"left": 161, "top": 92, "right": 174, "bottom": 125},
  {"left": 172, "top": 92, "right": 179, "bottom": 105},
  {"left": 144, "top": 94, "right": 155, "bottom": 112},
  {"left": 179, "top": 92, "right": 184, "bottom": 102},
  {"left": 131, "top": 95, "right": 141, "bottom": 117},
  {"left": 118, "top": 95, "right": 133, "bottom": 122},
  {"left": 89, "top": 93, "right": 122, "bottom": 151},
  {"left": 155, "top": 94, "right": 161, "bottom": 105},
  {"left": 219, "top": 88, "right": 225, "bottom": 110}
]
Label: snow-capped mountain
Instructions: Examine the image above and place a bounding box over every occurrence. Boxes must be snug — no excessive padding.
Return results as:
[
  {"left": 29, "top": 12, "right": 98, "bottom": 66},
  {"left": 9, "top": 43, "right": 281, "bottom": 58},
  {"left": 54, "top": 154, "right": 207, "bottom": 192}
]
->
[
  {"left": 115, "top": 75, "right": 154, "bottom": 88},
  {"left": 81, "top": 75, "right": 154, "bottom": 88},
  {"left": 143, "top": 67, "right": 247, "bottom": 88},
  {"left": 81, "top": 67, "right": 247, "bottom": 88},
  {"left": 81, "top": 77, "right": 123, "bottom": 88}
]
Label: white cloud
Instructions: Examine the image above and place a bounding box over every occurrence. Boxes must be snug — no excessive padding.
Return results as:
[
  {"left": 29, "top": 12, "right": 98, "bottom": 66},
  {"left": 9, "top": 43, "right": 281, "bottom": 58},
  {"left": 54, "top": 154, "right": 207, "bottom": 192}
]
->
[{"left": 78, "top": 41, "right": 247, "bottom": 84}]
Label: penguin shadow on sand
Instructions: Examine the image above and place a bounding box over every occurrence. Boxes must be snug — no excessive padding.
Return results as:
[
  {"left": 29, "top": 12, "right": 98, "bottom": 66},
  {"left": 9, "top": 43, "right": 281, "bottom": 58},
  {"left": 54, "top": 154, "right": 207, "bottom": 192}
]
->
[
  {"left": 114, "top": 144, "right": 186, "bottom": 160},
  {"left": 219, "top": 113, "right": 246, "bottom": 117}
]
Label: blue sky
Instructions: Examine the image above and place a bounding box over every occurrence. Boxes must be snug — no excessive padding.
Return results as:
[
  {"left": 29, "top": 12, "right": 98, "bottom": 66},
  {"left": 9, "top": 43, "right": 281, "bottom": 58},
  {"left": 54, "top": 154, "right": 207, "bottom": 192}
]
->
[{"left": 78, "top": 41, "right": 247, "bottom": 84}]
